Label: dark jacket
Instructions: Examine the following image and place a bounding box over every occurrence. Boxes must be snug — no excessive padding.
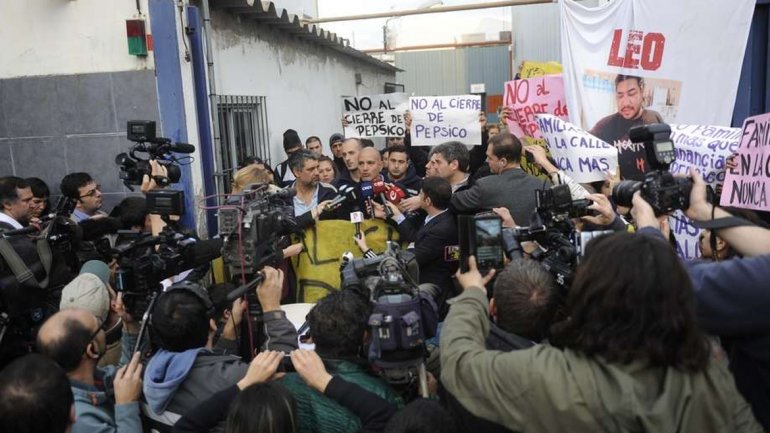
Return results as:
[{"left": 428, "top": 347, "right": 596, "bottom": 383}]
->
[
  {"left": 402, "top": 133, "right": 429, "bottom": 178},
  {"left": 281, "top": 359, "right": 404, "bottom": 433},
  {"left": 172, "top": 376, "right": 396, "bottom": 433},
  {"left": 637, "top": 227, "right": 770, "bottom": 430},
  {"left": 384, "top": 165, "right": 422, "bottom": 197},
  {"left": 275, "top": 159, "right": 296, "bottom": 188},
  {"left": 451, "top": 167, "right": 550, "bottom": 225},
  {"left": 143, "top": 310, "right": 298, "bottom": 419},
  {"left": 396, "top": 210, "right": 459, "bottom": 311}
]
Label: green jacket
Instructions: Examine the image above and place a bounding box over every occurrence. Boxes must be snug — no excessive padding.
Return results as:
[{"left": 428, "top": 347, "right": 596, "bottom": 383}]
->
[
  {"left": 440, "top": 288, "right": 762, "bottom": 433},
  {"left": 281, "top": 359, "right": 404, "bottom": 433}
]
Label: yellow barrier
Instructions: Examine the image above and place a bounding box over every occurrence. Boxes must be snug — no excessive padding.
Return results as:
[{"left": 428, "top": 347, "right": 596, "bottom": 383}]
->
[{"left": 290, "top": 219, "right": 400, "bottom": 303}]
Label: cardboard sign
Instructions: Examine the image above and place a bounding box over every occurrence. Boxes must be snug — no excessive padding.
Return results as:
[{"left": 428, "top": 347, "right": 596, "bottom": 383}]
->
[
  {"left": 343, "top": 93, "right": 408, "bottom": 138},
  {"left": 535, "top": 114, "right": 618, "bottom": 183},
  {"left": 409, "top": 95, "right": 482, "bottom": 146},
  {"left": 665, "top": 124, "right": 740, "bottom": 260},
  {"left": 668, "top": 124, "right": 741, "bottom": 188},
  {"left": 503, "top": 75, "right": 569, "bottom": 139},
  {"left": 291, "top": 219, "right": 399, "bottom": 303},
  {"left": 519, "top": 61, "right": 563, "bottom": 79},
  {"left": 720, "top": 112, "right": 770, "bottom": 211}
]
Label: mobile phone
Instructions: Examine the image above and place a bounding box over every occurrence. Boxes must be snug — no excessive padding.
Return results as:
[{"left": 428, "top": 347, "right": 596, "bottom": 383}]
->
[
  {"left": 473, "top": 216, "right": 504, "bottom": 271},
  {"left": 458, "top": 214, "right": 504, "bottom": 272}
]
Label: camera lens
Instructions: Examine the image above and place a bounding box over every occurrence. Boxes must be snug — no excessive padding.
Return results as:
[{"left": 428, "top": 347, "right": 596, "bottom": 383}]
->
[{"left": 612, "top": 180, "right": 642, "bottom": 207}]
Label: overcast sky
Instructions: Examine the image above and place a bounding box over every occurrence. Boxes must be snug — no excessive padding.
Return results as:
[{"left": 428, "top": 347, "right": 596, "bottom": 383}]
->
[{"left": 316, "top": 0, "right": 512, "bottom": 51}]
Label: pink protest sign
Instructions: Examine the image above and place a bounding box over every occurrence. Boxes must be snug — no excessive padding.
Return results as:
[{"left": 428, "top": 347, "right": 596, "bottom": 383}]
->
[
  {"left": 720, "top": 112, "right": 770, "bottom": 211},
  {"left": 503, "top": 75, "right": 570, "bottom": 139}
]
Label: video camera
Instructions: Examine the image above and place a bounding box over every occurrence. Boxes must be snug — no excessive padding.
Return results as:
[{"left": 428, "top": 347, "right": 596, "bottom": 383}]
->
[
  {"left": 340, "top": 243, "right": 438, "bottom": 394},
  {"left": 219, "top": 184, "right": 298, "bottom": 280},
  {"left": 115, "top": 120, "right": 195, "bottom": 191},
  {"left": 114, "top": 190, "right": 222, "bottom": 318},
  {"left": 612, "top": 123, "right": 692, "bottom": 215}
]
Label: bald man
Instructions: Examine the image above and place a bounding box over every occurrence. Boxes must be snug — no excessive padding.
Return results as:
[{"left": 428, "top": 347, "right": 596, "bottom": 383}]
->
[
  {"left": 358, "top": 146, "right": 384, "bottom": 183},
  {"left": 338, "top": 138, "right": 363, "bottom": 186},
  {"left": 37, "top": 308, "right": 144, "bottom": 433}
]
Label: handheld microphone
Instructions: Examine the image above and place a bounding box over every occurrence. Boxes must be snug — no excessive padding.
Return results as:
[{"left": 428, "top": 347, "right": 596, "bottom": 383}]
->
[
  {"left": 360, "top": 181, "right": 375, "bottom": 218},
  {"left": 226, "top": 271, "right": 266, "bottom": 302},
  {"left": 385, "top": 184, "right": 406, "bottom": 204},
  {"left": 372, "top": 180, "right": 393, "bottom": 218},
  {"left": 325, "top": 185, "right": 356, "bottom": 211}
]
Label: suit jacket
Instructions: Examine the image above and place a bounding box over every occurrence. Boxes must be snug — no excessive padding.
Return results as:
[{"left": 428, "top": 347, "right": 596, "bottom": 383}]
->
[
  {"left": 451, "top": 168, "right": 550, "bottom": 226},
  {"left": 397, "top": 210, "right": 459, "bottom": 309}
]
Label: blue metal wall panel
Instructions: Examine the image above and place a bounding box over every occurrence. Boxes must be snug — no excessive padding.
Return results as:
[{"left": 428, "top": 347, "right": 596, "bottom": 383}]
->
[
  {"left": 733, "top": 1, "right": 770, "bottom": 127},
  {"left": 149, "top": 0, "right": 196, "bottom": 229}
]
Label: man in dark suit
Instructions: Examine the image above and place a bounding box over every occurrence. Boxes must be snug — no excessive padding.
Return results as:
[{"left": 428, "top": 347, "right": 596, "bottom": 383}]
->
[
  {"left": 375, "top": 177, "right": 459, "bottom": 313},
  {"left": 451, "top": 133, "right": 549, "bottom": 226}
]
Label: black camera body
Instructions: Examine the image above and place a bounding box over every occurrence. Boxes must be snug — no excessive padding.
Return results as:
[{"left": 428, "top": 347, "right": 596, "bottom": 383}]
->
[
  {"left": 219, "top": 186, "right": 297, "bottom": 278},
  {"left": 537, "top": 184, "right": 595, "bottom": 220},
  {"left": 340, "top": 244, "right": 438, "bottom": 386},
  {"left": 116, "top": 121, "right": 195, "bottom": 191},
  {"left": 612, "top": 123, "right": 692, "bottom": 215}
]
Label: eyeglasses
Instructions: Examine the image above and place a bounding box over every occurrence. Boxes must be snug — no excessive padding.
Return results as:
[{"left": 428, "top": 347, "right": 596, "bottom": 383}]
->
[
  {"left": 82, "top": 318, "right": 108, "bottom": 355},
  {"left": 79, "top": 185, "right": 102, "bottom": 199}
]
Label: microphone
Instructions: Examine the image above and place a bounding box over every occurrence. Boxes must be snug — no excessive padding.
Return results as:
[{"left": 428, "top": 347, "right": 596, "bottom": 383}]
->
[
  {"left": 181, "top": 238, "right": 224, "bottom": 267},
  {"left": 372, "top": 180, "right": 393, "bottom": 218},
  {"left": 385, "top": 184, "right": 406, "bottom": 204},
  {"left": 226, "top": 271, "right": 266, "bottom": 302},
  {"left": 360, "top": 181, "right": 374, "bottom": 218},
  {"left": 325, "top": 185, "right": 357, "bottom": 211},
  {"left": 78, "top": 217, "right": 123, "bottom": 241},
  {"left": 168, "top": 142, "right": 196, "bottom": 154},
  {"left": 268, "top": 186, "right": 296, "bottom": 199}
]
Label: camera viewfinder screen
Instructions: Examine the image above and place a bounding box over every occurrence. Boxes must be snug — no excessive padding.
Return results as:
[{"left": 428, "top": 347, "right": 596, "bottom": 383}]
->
[{"left": 475, "top": 218, "right": 502, "bottom": 267}]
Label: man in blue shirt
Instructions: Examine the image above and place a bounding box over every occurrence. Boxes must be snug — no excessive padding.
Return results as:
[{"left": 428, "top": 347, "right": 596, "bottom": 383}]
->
[{"left": 60, "top": 172, "right": 106, "bottom": 222}]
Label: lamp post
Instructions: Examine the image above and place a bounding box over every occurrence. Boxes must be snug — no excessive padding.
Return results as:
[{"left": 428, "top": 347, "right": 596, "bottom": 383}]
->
[{"left": 382, "top": 0, "right": 443, "bottom": 53}]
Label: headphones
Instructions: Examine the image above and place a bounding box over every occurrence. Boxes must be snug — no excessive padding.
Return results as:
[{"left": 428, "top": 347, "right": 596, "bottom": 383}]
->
[{"left": 149, "top": 281, "right": 215, "bottom": 327}]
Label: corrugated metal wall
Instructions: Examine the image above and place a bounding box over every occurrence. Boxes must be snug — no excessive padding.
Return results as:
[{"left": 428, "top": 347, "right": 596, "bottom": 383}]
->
[
  {"left": 511, "top": 3, "right": 562, "bottom": 68},
  {"left": 395, "top": 45, "right": 510, "bottom": 96}
]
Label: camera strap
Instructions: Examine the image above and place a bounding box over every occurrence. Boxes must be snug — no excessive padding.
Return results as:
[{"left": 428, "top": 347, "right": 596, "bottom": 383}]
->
[{"left": 0, "top": 230, "right": 54, "bottom": 289}]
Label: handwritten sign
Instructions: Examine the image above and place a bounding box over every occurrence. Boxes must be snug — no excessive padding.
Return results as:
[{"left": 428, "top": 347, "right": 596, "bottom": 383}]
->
[
  {"left": 519, "top": 61, "right": 563, "bottom": 79},
  {"left": 721, "top": 112, "right": 770, "bottom": 211},
  {"left": 535, "top": 114, "right": 618, "bottom": 183},
  {"left": 409, "top": 95, "right": 482, "bottom": 146},
  {"left": 668, "top": 124, "right": 741, "bottom": 188},
  {"left": 343, "top": 93, "right": 408, "bottom": 138},
  {"left": 664, "top": 124, "right": 740, "bottom": 260},
  {"left": 503, "top": 75, "right": 569, "bottom": 140}
]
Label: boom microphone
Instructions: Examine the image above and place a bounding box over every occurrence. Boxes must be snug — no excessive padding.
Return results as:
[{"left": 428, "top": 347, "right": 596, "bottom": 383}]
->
[
  {"left": 78, "top": 217, "right": 123, "bottom": 241},
  {"left": 168, "top": 143, "right": 196, "bottom": 154}
]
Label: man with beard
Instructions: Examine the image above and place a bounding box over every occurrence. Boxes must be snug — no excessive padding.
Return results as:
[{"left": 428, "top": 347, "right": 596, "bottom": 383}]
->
[{"left": 590, "top": 75, "right": 663, "bottom": 180}]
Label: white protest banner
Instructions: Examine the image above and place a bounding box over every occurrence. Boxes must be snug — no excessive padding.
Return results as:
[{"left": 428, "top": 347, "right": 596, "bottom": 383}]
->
[
  {"left": 560, "top": 0, "right": 754, "bottom": 181},
  {"left": 720, "top": 112, "right": 770, "bottom": 212},
  {"left": 409, "top": 95, "right": 482, "bottom": 146},
  {"left": 665, "top": 124, "right": 741, "bottom": 260},
  {"left": 535, "top": 114, "right": 618, "bottom": 183},
  {"left": 343, "top": 93, "right": 408, "bottom": 138}
]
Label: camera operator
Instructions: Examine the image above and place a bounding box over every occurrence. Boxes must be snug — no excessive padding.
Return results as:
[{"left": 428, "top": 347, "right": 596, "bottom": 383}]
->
[
  {"left": 36, "top": 298, "right": 145, "bottom": 433},
  {"left": 0, "top": 176, "right": 34, "bottom": 230},
  {"left": 440, "top": 242, "right": 762, "bottom": 432},
  {"left": 632, "top": 167, "right": 770, "bottom": 429},
  {"left": 0, "top": 353, "right": 75, "bottom": 433},
  {"left": 60, "top": 172, "right": 107, "bottom": 222},
  {"left": 143, "top": 267, "right": 296, "bottom": 420},
  {"left": 280, "top": 289, "right": 404, "bottom": 433}
]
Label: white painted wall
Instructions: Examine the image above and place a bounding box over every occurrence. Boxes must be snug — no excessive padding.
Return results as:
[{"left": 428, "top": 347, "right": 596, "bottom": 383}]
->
[
  {"left": 0, "top": 0, "right": 154, "bottom": 78},
  {"left": 209, "top": 10, "right": 396, "bottom": 162}
]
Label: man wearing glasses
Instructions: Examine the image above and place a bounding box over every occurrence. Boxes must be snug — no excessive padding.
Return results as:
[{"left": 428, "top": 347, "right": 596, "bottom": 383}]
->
[
  {"left": 60, "top": 172, "right": 107, "bottom": 222},
  {"left": 37, "top": 299, "right": 144, "bottom": 433}
]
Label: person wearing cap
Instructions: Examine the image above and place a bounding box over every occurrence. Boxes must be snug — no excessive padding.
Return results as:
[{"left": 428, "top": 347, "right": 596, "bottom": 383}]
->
[
  {"left": 274, "top": 129, "right": 303, "bottom": 188},
  {"left": 60, "top": 260, "right": 126, "bottom": 367},
  {"left": 329, "top": 132, "right": 348, "bottom": 178}
]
